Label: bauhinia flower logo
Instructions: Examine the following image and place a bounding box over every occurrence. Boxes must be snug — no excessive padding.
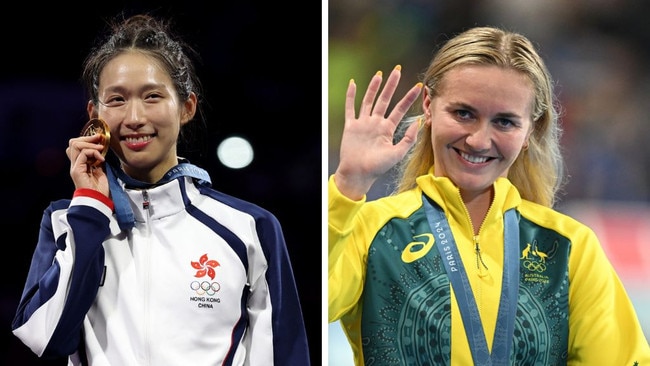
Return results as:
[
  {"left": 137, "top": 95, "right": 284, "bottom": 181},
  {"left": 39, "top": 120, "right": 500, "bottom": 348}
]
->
[{"left": 191, "top": 253, "right": 220, "bottom": 280}]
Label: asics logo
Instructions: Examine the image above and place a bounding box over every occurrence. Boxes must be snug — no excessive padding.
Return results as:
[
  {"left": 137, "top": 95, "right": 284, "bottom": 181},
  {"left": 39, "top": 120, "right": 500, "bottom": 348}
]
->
[{"left": 401, "top": 233, "right": 435, "bottom": 263}]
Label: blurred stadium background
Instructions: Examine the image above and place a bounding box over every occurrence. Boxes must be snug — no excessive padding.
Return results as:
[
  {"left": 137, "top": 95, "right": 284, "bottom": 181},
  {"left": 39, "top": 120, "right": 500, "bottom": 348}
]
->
[{"left": 328, "top": 0, "right": 650, "bottom": 364}]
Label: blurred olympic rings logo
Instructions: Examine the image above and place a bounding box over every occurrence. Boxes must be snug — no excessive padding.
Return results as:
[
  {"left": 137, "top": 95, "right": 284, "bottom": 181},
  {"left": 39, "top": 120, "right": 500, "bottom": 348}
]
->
[
  {"left": 523, "top": 260, "right": 546, "bottom": 272},
  {"left": 190, "top": 281, "right": 221, "bottom": 296}
]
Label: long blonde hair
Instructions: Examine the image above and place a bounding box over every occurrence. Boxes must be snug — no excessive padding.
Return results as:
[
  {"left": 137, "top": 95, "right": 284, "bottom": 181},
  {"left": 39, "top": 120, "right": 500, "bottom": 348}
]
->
[{"left": 393, "top": 26, "right": 564, "bottom": 208}]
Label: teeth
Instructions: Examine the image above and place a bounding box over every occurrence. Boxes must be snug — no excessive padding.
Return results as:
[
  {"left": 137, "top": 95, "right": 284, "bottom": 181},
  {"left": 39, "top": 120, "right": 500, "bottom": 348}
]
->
[
  {"left": 460, "top": 151, "right": 488, "bottom": 163},
  {"left": 125, "top": 136, "right": 152, "bottom": 143}
]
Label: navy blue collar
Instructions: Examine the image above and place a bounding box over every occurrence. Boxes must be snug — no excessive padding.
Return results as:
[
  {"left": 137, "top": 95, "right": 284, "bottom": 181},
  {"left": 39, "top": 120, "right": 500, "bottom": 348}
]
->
[{"left": 106, "top": 156, "right": 211, "bottom": 231}]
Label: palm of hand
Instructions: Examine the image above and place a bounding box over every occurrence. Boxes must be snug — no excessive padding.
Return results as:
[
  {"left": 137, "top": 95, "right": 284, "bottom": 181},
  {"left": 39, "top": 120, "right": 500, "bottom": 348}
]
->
[{"left": 336, "top": 66, "right": 423, "bottom": 195}]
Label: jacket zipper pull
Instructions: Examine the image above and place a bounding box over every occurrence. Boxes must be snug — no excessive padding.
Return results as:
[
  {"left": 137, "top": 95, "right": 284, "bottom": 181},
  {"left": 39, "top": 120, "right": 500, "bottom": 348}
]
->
[
  {"left": 474, "top": 235, "right": 489, "bottom": 275},
  {"left": 142, "top": 190, "right": 150, "bottom": 210}
]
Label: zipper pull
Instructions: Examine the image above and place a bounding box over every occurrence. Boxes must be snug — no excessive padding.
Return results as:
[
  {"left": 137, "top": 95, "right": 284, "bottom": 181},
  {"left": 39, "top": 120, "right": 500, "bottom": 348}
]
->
[
  {"left": 474, "top": 235, "right": 489, "bottom": 275},
  {"left": 142, "top": 190, "right": 150, "bottom": 210}
]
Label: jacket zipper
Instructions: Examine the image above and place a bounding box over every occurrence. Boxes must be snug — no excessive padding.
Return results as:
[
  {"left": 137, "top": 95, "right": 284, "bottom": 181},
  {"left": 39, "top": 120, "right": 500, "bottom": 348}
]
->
[
  {"left": 473, "top": 234, "right": 489, "bottom": 276},
  {"left": 456, "top": 191, "right": 490, "bottom": 276},
  {"left": 141, "top": 189, "right": 152, "bottom": 364},
  {"left": 142, "top": 190, "right": 150, "bottom": 211}
]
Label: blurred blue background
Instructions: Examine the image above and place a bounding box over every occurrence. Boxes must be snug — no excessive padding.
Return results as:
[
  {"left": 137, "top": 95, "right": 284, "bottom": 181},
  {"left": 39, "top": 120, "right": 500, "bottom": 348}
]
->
[
  {"left": 0, "top": 2, "right": 321, "bottom": 365},
  {"left": 328, "top": 0, "right": 650, "bottom": 364}
]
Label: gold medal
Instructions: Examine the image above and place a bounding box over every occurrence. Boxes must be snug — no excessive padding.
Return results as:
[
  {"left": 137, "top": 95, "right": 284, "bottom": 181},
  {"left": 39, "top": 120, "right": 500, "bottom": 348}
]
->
[{"left": 80, "top": 118, "right": 110, "bottom": 166}]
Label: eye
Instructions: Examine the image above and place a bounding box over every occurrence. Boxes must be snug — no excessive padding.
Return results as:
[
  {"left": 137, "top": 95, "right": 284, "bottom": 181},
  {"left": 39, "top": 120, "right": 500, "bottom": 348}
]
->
[
  {"left": 454, "top": 109, "right": 474, "bottom": 121},
  {"left": 493, "top": 118, "right": 518, "bottom": 130},
  {"left": 145, "top": 92, "right": 163, "bottom": 101},
  {"left": 100, "top": 96, "right": 125, "bottom": 107}
]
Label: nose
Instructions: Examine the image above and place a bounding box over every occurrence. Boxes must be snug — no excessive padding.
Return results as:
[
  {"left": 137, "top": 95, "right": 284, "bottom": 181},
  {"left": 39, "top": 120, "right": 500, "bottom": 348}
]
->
[
  {"left": 123, "top": 100, "right": 146, "bottom": 127},
  {"left": 464, "top": 121, "right": 491, "bottom": 153}
]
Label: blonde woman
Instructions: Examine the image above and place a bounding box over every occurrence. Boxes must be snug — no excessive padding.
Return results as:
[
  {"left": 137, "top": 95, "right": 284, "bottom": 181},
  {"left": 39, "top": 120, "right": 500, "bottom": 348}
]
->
[{"left": 329, "top": 26, "right": 650, "bottom": 365}]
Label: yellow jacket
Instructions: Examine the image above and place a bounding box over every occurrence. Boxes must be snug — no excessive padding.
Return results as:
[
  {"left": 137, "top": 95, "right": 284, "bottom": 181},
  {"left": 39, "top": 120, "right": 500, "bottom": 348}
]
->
[{"left": 329, "top": 171, "right": 650, "bottom": 365}]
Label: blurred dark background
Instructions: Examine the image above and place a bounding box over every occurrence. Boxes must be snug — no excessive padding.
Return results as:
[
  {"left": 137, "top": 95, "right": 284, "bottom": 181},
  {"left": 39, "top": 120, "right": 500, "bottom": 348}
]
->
[{"left": 1, "top": 2, "right": 321, "bottom": 365}]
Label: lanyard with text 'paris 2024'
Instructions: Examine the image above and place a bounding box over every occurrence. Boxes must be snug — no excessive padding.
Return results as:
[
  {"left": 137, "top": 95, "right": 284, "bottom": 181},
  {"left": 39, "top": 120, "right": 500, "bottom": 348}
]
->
[{"left": 422, "top": 195, "right": 519, "bottom": 366}]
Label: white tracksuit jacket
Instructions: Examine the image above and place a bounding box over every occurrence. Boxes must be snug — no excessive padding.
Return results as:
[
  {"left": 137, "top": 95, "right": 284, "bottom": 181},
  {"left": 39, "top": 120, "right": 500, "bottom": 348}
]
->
[{"left": 12, "top": 175, "right": 310, "bottom": 365}]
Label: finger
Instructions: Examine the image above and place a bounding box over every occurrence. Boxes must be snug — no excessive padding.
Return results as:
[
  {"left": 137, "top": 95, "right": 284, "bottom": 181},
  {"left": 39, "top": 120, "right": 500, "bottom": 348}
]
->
[
  {"left": 69, "top": 142, "right": 103, "bottom": 169},
  {"left": 372, "top": 65, "right": 402, "bottom": 118},
  {"left": 397, "top": 117, "right": 421, "bottom": 149},
  {"left": 67, "top": 138, "right": 83, "bottom": 162},
  {"left": 69, "top": 138, "right": 105, "bottom": 159},
  {"left": 358, "top": 71, "right": 384, "bottom": 117},
  {"left": 88, "top": 150, "right": 105, "bottom": 167},
  {"left": 388, "top": 82, "right": 424, "bottom": 124},
  {"left": 344, "top": 78, "right": 358, "bottom": 123},
  {"left": 72, "top": 134, "right": 104, "bottom": 146}
]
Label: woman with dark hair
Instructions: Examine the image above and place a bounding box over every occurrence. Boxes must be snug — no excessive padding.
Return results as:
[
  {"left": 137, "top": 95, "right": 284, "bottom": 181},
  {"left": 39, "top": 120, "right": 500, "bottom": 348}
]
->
[{"left": 13, "top": 14, "right": 310, "bottom": 365}]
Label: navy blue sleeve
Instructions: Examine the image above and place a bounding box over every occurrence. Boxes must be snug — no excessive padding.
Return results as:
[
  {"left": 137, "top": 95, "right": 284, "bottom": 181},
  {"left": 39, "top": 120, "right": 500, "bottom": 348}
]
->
[
  {"left": 12, "top": 199, "right": 111, "bottom": 358},
  {"left": 256, "top": 211, "right": 312, "bottom": 365}
]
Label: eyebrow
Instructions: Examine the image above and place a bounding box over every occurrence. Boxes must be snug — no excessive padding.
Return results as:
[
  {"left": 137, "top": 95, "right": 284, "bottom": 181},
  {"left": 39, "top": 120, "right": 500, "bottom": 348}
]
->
[
  {"left": 451, "top": 101, "right": 522, "bottom": 120},
  {"left": 101, "top": 82, "right": 170, "bottom": 94}
]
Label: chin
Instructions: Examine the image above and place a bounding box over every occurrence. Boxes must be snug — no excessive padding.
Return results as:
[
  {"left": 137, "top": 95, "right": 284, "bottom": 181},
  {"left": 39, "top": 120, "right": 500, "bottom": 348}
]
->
[{"left": 454, "top": 176, "right": 495, "bottom": 193}]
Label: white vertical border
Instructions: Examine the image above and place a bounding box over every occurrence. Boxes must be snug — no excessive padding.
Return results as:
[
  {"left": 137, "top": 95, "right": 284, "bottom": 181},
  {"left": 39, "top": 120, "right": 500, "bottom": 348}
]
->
[{"left": 321, "top": 0, "right": 329, "bottom": 365}]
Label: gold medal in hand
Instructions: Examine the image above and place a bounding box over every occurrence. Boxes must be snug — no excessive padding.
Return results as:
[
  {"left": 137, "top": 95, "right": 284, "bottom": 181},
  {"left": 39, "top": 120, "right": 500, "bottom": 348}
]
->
[{"left": 80, "top": 118, "right": 110, "bottom": 167}]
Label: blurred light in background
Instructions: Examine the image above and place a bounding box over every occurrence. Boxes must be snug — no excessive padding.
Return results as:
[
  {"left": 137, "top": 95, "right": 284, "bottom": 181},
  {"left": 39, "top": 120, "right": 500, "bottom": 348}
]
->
[{"left": 217, "top": 136, "right": 254, "bottom": 169}]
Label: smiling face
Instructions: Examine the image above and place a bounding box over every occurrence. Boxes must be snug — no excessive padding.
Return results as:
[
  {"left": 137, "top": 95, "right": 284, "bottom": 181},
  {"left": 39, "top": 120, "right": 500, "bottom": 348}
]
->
[
  {"left": 88, "top": 51, "right": 196, "bottom": 183},
  {"left": 423, "top": 65, "right": 534, "bottom": 200}
]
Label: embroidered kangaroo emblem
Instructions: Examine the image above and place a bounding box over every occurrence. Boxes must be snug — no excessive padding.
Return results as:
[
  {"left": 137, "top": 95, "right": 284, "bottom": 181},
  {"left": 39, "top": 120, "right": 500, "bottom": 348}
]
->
[
  {"left": 533, "top": 242, "right": 549, "bottom": 263},
  {"left": 521, "top": 239, "right": 557, "bottom": 263},
  {"left": 521, "top": 243, "right": 532, "bottom": 259}
]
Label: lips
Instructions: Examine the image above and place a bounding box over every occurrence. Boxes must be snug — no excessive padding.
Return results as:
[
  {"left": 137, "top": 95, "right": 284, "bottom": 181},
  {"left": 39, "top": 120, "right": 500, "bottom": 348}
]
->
[
  {"left": 455, "top": 148, "right": 492, "bottom": 164},
  {"left": 122, "top": 134, "right": 155, "bottom": 150},
  {"left": 122, "top": 134, "right": 153, "bottom": 142}
]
